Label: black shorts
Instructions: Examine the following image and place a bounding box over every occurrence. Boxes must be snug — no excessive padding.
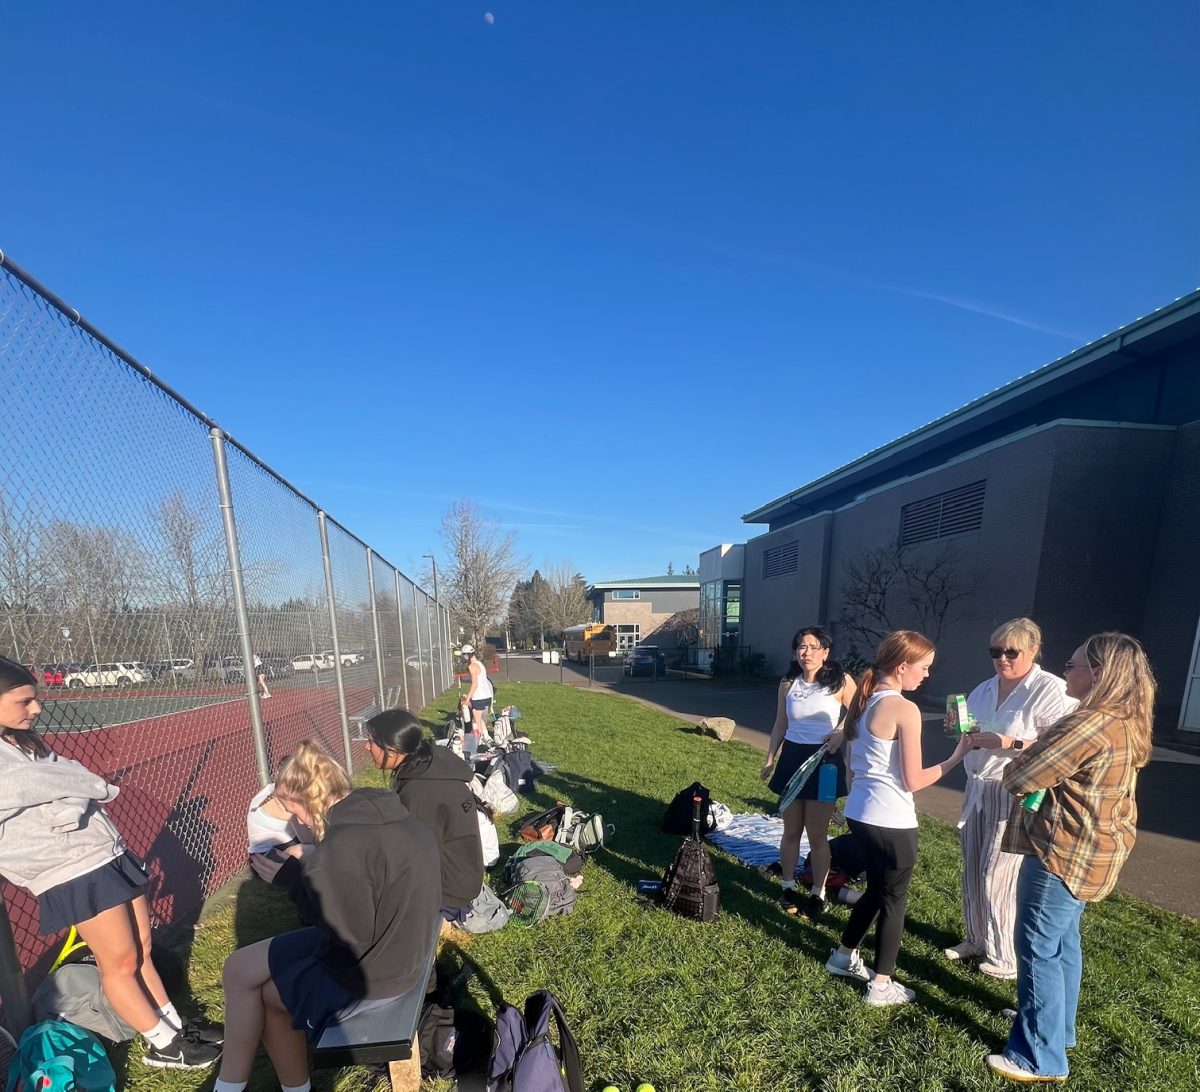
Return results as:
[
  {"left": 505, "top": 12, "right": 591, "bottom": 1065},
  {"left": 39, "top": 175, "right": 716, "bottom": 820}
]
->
[
  {"left": 768, "top": 740, "right": 848, "bottom": 801},
  {"left": 37, "top": 852, "right": 150, "bottom": 935},
  {"left": 269, "top": 927, "right": 363, "bottom": 1043},
  {"left": 470, "top": 698, "right": 492, "bottom": 712}
]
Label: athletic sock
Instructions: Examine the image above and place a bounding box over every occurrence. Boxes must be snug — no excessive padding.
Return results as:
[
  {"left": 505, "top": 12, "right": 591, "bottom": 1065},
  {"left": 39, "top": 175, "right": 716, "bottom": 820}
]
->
[
  {"left": 281, "top": 1083, "right": 311, "bottom": 1092},
  {"left": 158, "top": 1001, "right": 183, "bottom": 1030},
  {"left": 215, "top": 1081, "right": 249, "bottom": 1092},
  {"left": 143, "top": 1019, "right": 178, "bottom": 1049},
  {"left": 780, "top": 879, "right": 797, "bottom": 890},
  {"left": 810, "top": 885, "right": 826, "bottom": 901}
]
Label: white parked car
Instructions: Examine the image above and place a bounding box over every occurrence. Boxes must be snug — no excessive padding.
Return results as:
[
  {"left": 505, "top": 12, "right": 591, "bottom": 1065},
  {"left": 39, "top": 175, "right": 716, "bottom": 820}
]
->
[
  {"left": 291, "top": 653, "right": 334, "bottom": 672},
  {"left": 64, "top": 662, "right": 148, "bottom": 689},
  {"left": 320, "top": 650, "right": 361, "bottom": 666}
]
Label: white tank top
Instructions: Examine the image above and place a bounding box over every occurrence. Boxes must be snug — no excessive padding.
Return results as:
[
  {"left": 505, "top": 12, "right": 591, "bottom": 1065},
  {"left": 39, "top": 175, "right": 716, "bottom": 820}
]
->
[
  {"left": 473, "top": 661, "right": 494, "bottom": 700},
  {"left": 784, "top": 677, "right": 843, "bottom": 745},
  {"left": 843, "top": 690, "right": 917, "bottom": 829}
]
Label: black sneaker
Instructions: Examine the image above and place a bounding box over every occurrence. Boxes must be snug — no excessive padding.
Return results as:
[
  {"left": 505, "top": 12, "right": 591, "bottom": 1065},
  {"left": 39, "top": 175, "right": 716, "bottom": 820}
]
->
[
  {"left": 184, "top": 1016, "right": 224, "bottom": 1045},
  {"left": 142, "top": 1030, "right": 222, "bottom": 1069},
  {"left": 779, "top": 887, "right": 802, "bottom": 914},
  {"left": 804, "top": 893, "right": 827, "bottom": 918}
]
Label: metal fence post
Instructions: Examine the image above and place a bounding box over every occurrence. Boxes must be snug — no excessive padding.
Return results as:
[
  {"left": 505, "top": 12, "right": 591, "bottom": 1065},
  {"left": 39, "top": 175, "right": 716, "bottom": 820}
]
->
[
  {"left": 412, "top": 582, "right": 427, "bottom": 709},
  {"left": 209, "top": 427, "right": 271, "bottom": 788},
  {"left": 443, "top": 606, "right": 451, "bottom": 689},
  {"left": 365, "top": 549, "right": 387, "bottom": 711},
  {"left": 318, "top": 511, "right": 354, "bottom": 773},
  {"left": 0, "top": 893, "right": 32, "bottom": 1036},
  {"left": 423, "top": 591, "right": 437, "bottom": 699},
  {"left": 394, "top": 571, "right": 411, "bottom": 711}
]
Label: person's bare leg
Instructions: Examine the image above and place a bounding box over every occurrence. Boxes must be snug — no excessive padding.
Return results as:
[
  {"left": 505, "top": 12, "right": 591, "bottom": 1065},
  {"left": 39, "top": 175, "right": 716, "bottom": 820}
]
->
[
  {"left": 218, "top": 940, "right": 273, "bottom": 1083},
  {"left": 129, "top": 894, "right": 171, "bottom": 1009},
  {"left": 75, "top": 902, "right": 162, "bottom": 1033},
  {"left": 259, "top": 978, "right": 310, "bottom": 1087},
  {"left": 779, "top": 800, "right": 805, "bottom": 883}
]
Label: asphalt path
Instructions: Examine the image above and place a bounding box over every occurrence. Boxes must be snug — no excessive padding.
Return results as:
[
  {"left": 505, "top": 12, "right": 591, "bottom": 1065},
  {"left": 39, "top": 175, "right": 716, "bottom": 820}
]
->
[{"left": 494, "top": 652, "right": 1200, "bottom": 919}]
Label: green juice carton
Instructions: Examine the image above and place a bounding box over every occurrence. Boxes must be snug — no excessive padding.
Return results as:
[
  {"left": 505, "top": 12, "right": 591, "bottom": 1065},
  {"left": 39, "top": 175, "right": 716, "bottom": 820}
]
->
[{"left": 945, "top": 694, "right": 974, "bottom": 737}]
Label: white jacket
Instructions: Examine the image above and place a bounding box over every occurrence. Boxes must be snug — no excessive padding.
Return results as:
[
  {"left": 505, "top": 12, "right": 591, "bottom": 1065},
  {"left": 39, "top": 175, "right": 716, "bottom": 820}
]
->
[{"left": 0, "top": 738, "right": 126, "bottom": 896}]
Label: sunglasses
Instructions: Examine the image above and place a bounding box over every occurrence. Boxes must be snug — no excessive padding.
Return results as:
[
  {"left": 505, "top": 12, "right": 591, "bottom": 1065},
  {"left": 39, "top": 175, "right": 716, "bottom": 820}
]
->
[{"left": 989, "top": 647, "right": 1023, "bottom": 661}]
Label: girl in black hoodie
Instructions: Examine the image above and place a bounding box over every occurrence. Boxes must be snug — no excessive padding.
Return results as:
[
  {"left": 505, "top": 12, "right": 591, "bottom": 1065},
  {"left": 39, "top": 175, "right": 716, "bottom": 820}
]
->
[
  {"left": 215, "top": 740, "right": 441, "bottom": 1092},
  {"left": 366, "top": 709, "right": 484, "bottom": 913}
]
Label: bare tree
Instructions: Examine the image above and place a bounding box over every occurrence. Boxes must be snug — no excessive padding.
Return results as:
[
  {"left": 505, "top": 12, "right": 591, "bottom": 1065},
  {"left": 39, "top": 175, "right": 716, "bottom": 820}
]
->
[
  {"left": 438, "top": 500, "right": 525, "bottom": 647},
  {"left": 535, "top": 563, "right": 591, "bottom": 638},
  {"left": 838, "top": 541, "right": 973, "bottom": 654}
]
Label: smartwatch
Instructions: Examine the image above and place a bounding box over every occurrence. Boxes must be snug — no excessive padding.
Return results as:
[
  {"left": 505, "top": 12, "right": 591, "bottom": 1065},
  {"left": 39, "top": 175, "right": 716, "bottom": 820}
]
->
[{"left": 1010, "top": 740, "right": 1025, "bottom": 751}]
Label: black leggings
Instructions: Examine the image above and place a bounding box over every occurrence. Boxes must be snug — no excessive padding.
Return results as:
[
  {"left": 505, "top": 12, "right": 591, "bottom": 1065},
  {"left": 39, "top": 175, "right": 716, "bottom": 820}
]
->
[{"left": 839, "top": 818, "right": 918, "bottom": 977}]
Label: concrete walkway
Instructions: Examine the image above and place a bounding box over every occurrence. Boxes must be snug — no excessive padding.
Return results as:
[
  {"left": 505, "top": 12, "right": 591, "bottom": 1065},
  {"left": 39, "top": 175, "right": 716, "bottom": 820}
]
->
[{"left": 494, "top": 653, "right": 1199, "bottom": 919}]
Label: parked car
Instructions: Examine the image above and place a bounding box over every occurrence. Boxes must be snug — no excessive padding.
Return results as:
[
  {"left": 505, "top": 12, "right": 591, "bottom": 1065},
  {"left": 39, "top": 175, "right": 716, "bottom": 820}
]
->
[
  {"left": 144, "top": 658, "right": 196, "bottom": 679},
  {"left": 134, "top": 660, "right": 166, "bottom": 680},
  {"left": 41, "top": 663, "right": 79, "bottom": 687},
  {"left": 321, "top": 649, "right": 361, "bottom": 666},
  {"left": 405, "top": 654, "right": 432, "bottom": 671},
  {"left": 291, "top": 653, "right": 334, "bottom": 673},
  {"left": 206, "top": 656, "right": 247, "bottom": 684},
  {"left": 64, "top": 662, "right": 149, "bottom": 689},
  {"left": 624, "top": 645, "right": 667, "bottom": 677},
  {"left": 259, "top": 653, "right": 293, "bottom": 680}
]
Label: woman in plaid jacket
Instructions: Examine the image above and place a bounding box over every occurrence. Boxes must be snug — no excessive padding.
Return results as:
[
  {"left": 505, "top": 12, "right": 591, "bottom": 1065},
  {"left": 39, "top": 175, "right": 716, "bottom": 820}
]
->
[{"left": 984, "top": 632, "right": 1155, "bottom": 1084}]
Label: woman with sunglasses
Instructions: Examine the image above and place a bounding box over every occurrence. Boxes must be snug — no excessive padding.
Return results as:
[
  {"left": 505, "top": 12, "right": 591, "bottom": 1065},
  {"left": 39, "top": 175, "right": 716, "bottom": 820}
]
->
[
  {"left": 944, "top": 619, "right": 1076, "bottom": 979},
  {"left": 986, "top": 633, "right": 1154, "bottom": 1083}
]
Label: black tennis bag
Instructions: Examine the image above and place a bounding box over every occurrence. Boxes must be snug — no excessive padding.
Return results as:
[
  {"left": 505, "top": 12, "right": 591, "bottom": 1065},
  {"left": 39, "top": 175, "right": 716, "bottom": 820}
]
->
[
  {"left": 662, "top": 781, "right": 712, "bottom": 836},
  {"left": 661, "top": 794, "right": 720, "bottom": 923}
]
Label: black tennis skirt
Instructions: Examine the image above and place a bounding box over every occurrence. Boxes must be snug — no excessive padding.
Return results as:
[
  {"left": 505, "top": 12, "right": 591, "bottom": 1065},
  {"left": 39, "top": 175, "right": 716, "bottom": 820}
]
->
[
  {"left": 37, "top": 851, "right": 150, "bottom": 935},
  {"left": 270, "top": 927, "right": 364, "bottom": 1043},
  {"left": 768, "top": 740, "right": 848, "bottom": 801}
]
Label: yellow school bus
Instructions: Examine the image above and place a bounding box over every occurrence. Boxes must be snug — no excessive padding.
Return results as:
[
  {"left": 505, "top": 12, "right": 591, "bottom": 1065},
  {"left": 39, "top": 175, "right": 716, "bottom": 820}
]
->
[{"left": 562, "top": 623, "right": 616, "bottom": 662}]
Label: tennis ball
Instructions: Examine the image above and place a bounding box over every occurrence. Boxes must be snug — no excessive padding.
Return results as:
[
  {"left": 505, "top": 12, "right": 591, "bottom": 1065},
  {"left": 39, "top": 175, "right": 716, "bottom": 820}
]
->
[
  {"left": 637, "top": 1085, "right": 656, "bottom": 1092},
  {"left": 601, "top": 1086, "right": 620, "bottom": 1092}
]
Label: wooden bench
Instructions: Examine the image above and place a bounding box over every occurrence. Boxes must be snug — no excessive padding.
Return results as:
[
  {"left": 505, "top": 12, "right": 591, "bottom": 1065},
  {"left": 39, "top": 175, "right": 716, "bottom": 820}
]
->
[{"left": 312, "top": 940, "right": 435, "bottom": 1092}]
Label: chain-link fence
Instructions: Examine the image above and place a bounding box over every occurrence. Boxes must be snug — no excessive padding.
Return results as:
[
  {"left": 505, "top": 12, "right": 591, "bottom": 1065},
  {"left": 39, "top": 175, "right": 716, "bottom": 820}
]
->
[{"left": 0, "top": 254, "right": 452, "bottom": 987}]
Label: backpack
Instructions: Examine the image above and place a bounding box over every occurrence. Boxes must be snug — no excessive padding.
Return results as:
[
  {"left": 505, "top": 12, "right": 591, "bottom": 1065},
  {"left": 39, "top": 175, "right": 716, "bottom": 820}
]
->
[
  {"left": 502, "top": 748, "right": 537, "bottom": 795},
  {"left": 457, "top": 882, "right": 512, "bottom": 934},
  {"left": 32, "top": 961, "right": 136, "bottom": 1044},
  {"left": 418, "top": 965, "right": 491, "bottom": 1081},
  {"left": 555, "top": 809, "right": 612, "bottom": 856},
  {"left": 505, "top": 855, "right": 578, "bottom": 926},
  {"left": 663, "top": 781, "right": 713, "bottom": 836},
  {"left": 486, "top": 989, "right": 583, "bottom": 1092},
  {"left": 661, "top": 794, "right": 720, "bottom": 923},
  {"left": 475, "top": 764, "right": 520, "bottom": 815},
  {"left": 4, "top": 1020, "right": 116, "bottom": 1092},
  {"left": 508, "top": 840, "right": 585, "bottom": 877},
  {"left": 518, "top": 803, "right": 567, "bottom": 843}
]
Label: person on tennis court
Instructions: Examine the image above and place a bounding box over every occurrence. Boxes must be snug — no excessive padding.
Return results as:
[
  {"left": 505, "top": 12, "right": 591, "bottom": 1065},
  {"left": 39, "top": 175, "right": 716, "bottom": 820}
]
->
[
  {"left": 216, "top": 740, "right": 441, "bottom": 1092},
  {"left": 0, "top": 656, "right": 222, "bottom": 1069}
]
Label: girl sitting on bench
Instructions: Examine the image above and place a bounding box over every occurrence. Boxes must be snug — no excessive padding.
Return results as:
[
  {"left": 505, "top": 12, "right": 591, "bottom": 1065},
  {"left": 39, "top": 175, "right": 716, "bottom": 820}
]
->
[{"left": 215, "top": 740, "right": 442, "bottom": 1092}]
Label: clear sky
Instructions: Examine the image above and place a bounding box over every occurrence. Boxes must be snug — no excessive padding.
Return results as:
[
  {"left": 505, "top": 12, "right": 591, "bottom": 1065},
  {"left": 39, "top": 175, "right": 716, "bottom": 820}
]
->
[{"left": 3, "top": 3, "right": 1198, "bottom": 586}]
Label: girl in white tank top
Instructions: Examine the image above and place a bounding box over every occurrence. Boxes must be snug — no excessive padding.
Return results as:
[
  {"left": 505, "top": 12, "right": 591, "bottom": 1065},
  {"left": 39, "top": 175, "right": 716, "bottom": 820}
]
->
[{"left": 844, "top": 690, "right": 917, "bottom": 828}]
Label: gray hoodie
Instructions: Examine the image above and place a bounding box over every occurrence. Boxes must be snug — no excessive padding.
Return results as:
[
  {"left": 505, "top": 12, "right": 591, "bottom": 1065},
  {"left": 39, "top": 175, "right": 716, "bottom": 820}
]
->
[{"left": 0, "top": 737, "right": 126, "bottom": 896}]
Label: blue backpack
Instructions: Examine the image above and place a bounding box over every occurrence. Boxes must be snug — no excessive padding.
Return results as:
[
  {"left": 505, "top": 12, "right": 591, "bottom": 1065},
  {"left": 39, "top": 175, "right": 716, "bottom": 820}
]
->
[
  {"left": 486, "top": 990, "right": 583, "bottom": 1092},
  {"left": 5, "top": 1020, "right": 116, "bottom": 1092}
]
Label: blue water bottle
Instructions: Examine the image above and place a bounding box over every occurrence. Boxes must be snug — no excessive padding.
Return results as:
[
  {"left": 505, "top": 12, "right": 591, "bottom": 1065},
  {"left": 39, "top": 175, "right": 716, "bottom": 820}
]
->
[{"left": 817, "top": 762, "right": 837, "bottom": 802}]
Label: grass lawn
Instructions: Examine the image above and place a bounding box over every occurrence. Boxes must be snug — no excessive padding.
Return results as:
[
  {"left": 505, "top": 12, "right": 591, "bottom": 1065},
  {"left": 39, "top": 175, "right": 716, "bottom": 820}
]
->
[{"left": 121, "top": 682, "right": 1200, "bottom": 1091}]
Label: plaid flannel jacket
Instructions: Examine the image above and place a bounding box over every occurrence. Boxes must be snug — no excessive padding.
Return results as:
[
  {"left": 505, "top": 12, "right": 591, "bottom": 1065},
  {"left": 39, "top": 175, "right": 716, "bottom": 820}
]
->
[{"left": 1000, "top": 709, "right": 1139, "bottom": 902}]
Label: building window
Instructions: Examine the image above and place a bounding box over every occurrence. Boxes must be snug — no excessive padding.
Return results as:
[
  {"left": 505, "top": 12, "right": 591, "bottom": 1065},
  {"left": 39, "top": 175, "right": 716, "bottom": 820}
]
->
[
  {"left": 762, "top": 541, "right": 799, "bottom": 579},
  {"left": 615, "top": 624, "right": 640, "bottom": 650},
  {"left": 900, "top": 480, "right": 986, "bottom": 546},
  {"left": 611, "top": 589, "right": 640, "bottom": 600}
]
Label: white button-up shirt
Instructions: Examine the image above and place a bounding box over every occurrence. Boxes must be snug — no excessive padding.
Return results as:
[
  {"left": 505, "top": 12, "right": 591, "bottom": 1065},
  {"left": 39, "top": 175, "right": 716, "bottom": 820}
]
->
[{"left": 957, "top": 663, "right": 1077, "bottom": 825}]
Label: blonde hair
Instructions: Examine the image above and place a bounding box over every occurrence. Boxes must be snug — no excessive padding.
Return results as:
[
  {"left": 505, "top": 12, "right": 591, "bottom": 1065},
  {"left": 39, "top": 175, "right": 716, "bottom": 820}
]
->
[
  {"left": 844, "top": 630, "right": 935, "bottom": 740},
  {"left": 1073, "top": 632, "right": 1157, "bottom": 768},
  {"left": 274, "top": 739, "right": 352, "bottom": 839},
  {"left": 990, "top": 617, "right": 1042, "bottom": 656}
]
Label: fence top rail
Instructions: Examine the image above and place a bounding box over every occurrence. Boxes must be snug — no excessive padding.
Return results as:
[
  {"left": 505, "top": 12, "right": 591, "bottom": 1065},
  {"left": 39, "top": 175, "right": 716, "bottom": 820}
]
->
[{"left": 0, "top": 250, "right": 429, "bottom": 596}]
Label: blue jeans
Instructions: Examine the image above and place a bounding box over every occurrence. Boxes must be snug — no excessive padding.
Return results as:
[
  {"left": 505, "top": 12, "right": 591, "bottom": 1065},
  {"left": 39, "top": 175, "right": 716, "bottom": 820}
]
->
[{"left": 1004, "top": 854, "right": 1085, "bottom": 1078}]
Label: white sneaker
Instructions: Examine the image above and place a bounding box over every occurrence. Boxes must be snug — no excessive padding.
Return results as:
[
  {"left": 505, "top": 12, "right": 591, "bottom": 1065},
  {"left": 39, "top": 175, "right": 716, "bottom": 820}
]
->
[
  {"left": 866, "top": 978, "right": 915, "bottom": 1006},
  {"left": 979, "top": 959, "right": 1018, "bottom": 980},
  {"left": 825, "top": 947, "right": 872, "bottom": 983},
  {"left": 943, "top": 940, "right": 982, "bottom": 962}
]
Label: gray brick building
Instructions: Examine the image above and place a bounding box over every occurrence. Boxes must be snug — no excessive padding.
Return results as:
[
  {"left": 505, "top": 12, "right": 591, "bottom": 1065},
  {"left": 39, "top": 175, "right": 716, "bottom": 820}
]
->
[{"left": 732, "top": 289, "right": 1200, "bottom": 736}]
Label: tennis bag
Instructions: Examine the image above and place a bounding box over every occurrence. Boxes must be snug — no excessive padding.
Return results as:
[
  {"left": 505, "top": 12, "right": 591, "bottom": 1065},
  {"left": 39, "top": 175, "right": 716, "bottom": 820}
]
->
[
  {"left": 518, "top": 803, "right": 568, "bottom": 843},
  {"left": 486, "top": 989, "right": 583, "bottom": 1092},
  {"left": 508, "top": 840, "right": 585, "bottom": 876},
  {"left": 661, "top": 794, "right": 720, "bottom": 923},
  {"left": 555, "top": 808, "right": 612, "bottom": 856},
  {"left": 5, "top": 1020, "right": 116, "bottom": 1092}
]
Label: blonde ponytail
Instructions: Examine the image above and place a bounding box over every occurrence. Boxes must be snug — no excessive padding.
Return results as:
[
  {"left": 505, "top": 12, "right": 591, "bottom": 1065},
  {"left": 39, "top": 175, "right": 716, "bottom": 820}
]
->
[{"left": 274, "top": 739, "right": 352, "bottom": 839}]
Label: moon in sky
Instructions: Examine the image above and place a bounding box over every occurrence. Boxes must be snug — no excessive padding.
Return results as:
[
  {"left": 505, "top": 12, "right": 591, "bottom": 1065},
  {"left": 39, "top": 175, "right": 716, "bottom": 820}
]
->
[{"left": 484, "top": 12, "right": 495, "bottom": 24}]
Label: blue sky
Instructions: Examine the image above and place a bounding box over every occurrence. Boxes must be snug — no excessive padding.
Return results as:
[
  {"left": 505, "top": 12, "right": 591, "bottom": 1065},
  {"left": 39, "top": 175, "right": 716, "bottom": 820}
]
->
[{"left": 3, "top": 3, "right": 1198, "bottom": 586}]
